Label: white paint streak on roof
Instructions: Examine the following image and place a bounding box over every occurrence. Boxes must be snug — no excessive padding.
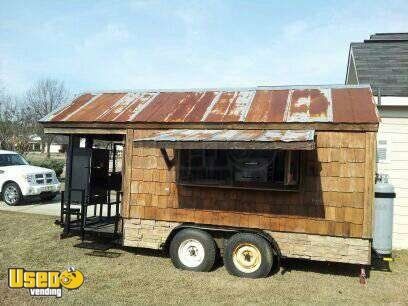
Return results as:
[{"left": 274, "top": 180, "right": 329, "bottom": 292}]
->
[
  {"left": 127, "top": 92, "right": 159, "bottom": 121},
  {"left": 97, "top": 93, "right": 140, "bottom": 120},
  {"left": 200, "top": 92, "right": 223, "bottom": 121}
]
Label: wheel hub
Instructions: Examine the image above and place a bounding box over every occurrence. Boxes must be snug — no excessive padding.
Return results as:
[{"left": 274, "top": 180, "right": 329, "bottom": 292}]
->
[
  {"left": 232, "top": 243, "right": 262, "bottom": 273},
  {"left": 178, "top": 239, "right": 205, "bottom": 268},
  {"left": 189, "top": 247, "right": 197, "bottom": 256},
  {"left": 4, "top": 186, "right": 18, "bottom": 204}
]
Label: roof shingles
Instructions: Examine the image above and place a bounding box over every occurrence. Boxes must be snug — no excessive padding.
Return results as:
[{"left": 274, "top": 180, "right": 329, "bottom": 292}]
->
[{"left": 350, "top": 33, "right": 408, "bottom": 96}]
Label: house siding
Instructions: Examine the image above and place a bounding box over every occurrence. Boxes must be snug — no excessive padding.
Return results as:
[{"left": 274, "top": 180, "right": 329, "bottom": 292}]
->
[{"left": 377, "top": 115, "right": 408, "bottom": 249}]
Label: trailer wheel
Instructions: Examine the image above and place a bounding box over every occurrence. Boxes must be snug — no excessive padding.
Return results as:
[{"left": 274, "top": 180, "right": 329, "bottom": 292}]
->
[
  {"left": 224, "top": 233, "right": 274, "bottom": 278},
  {"left": 169, "top": 228, "right": 216, "bottom": 272}
]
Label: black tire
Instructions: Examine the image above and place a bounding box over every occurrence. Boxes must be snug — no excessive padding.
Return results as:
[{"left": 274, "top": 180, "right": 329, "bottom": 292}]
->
[
  {"left": 2, "top": 182, "right": 23, "bottom": 206},
  {"left": 224, "top": 233, "right": 274, "bottom": 278},
  {"left": 169, "top": 228, "right": 216, "bottom": 272},
  {"left": 40, "top": 193, "right": 57, "bottom": 202}
]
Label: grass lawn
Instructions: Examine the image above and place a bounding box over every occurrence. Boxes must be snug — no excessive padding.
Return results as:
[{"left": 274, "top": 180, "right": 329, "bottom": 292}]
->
[{"left": 1, "top": 211, "right": 408, "bottom": 305}]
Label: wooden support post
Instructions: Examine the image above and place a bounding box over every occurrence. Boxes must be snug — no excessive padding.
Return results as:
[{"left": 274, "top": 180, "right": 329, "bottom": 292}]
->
[
  {"left": 121, "top": 129, "right": 134, "bottom": 219},
  {"left": 363, "top": 132, "right": 376, "bottom": 239}
]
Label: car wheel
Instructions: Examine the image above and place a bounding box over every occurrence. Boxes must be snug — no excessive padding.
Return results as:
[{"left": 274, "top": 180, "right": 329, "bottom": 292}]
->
[
  {"left": 224, "top": 233, "right": 274, "bottom": 278},
  {"left": 169, "top": 228, "right": 216, "bottom": 272},
  {"left": 2, "top": 182, "right": 22, "bottom": 206}
]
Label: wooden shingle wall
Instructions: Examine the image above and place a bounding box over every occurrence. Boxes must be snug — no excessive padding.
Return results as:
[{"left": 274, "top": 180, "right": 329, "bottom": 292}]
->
[{"left": 124, "top": 130, "right": 374, "bottom": 239}]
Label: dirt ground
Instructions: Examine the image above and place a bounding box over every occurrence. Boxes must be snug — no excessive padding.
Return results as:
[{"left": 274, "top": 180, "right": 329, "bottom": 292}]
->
[{"left": 1, "top": 211, "right": 408, "bottom": 305}]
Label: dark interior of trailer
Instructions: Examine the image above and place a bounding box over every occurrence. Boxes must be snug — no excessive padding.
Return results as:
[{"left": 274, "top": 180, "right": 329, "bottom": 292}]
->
[
  {"left": 60, "top": 134, "right": 124, "bottom": 240},
  {"left": 177, "top": 149, "right": 301, "bottom": 191}
]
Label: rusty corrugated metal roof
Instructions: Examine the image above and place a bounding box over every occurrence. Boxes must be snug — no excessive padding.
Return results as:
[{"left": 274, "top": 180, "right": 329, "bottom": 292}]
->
[
  {"left": 133, "top": 129, "right": 315, "bottom": 150},
  {"left": 41, "top": 85, "right": 379, "bottom": 124}
]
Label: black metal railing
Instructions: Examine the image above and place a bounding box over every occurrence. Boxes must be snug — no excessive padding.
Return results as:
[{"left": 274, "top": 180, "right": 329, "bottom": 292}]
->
[
  {"left": 60, "top": 188, "right": 85, "bottom": 237},
  {"left": 59, "top": 188, "right": 122, "bottom": 241}
]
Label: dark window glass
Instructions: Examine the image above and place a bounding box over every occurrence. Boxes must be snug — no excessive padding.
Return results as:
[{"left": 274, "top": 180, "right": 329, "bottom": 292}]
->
[
  {"left": 0, "top": 154, "right": 28, "bottom": 167},
  {"left": 178, "top": 149, "right": 301, "bottom": 191}
]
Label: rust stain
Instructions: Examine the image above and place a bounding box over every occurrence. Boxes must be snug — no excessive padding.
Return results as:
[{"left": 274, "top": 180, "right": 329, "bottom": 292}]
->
[
  {"left": 331, "top": 89, "right": 352, "bottom": 123},
  {"left": 286, "top": 89, "right": 331, "bottom": 122},
  {"left": 290, "top": 90, "right": 310, "bottom": 114},
  {"left": 43, "top": 86, "right": 379, "bottom": 124},
  {"left": 309, "top": 90, "right": 330, "bottom": 118},
  {"left": 348, "top": 88, "right": 378, "bottom": 123},
  {"left": 201, "top": 90, "right": 255, "bottom": 123},
  {"left": 67, "top": 93, "right": 126, "bottom": 122},
  {"left": 246, "top": 90, "right": 289, "bottom": 122},
  {"left": 332, "top": 88, "right": 378, "bottom": 123},
  {"left": 133, "top": 92, "right": 186, "bottom": 122},
  {"left": 112, "top": 92, "right": 158, "bottom": 122},
  {"left": 95, "top": 93, "right": 140, "bottom": 122},
  {"left": 50, "top": 93, "right": 94, "bottom": 122},
  {"left": 204, "top": 92, "right": 238, "bottom": 122},
  {"left": 161, "top": 92, "right": 214, "bottom": 122},
  {"left": 183, "top": 91, "right": 217, "bottom": 122}
]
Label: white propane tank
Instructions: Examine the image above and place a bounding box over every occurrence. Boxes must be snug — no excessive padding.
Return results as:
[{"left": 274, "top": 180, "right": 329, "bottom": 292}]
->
[{"left": 373, "top": 174, "right": 395, "bottom": 256}]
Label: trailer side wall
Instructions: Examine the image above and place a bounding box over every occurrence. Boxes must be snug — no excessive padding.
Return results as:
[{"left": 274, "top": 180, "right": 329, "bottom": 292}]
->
[{"left": 121, "top": 130, "right": 375, "bottom": 264}]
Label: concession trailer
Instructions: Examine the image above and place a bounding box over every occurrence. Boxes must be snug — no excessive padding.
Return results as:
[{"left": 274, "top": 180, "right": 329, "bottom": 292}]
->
[{"left": 41, "top": 85, "right": 379, "bottom": 278}]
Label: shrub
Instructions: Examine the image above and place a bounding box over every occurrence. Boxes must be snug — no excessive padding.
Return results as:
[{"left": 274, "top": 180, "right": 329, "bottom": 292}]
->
[{"left": 27, "top": 158, "right": 65, "bottom": 177}]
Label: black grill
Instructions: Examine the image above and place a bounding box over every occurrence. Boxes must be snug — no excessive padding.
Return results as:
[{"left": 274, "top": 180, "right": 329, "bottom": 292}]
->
[{"left": 33, "top": 173, "right": 54, "bottom": 185}]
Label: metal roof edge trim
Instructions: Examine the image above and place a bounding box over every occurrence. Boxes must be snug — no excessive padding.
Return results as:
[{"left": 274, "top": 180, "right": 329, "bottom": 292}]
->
[
  {"left": 42, "top": 121, "right": 380, "bottom": 127},
  {"left": 67, "top": 84, "right": 372, "bottom": 96},
  {"left": 256, "top": 84, "right": 370, "bottom": 90}
]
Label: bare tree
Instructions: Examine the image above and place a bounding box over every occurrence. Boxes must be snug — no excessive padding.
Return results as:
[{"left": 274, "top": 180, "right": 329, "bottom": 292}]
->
[
  {"left": 0, "top": 85, "right": 14, "bottom": 148},
  {"left": 24, "top": 78, "right": 69, "bottom": 157},
  {"left": 0, "top": 96, "right": 31, "bottom": 153}
]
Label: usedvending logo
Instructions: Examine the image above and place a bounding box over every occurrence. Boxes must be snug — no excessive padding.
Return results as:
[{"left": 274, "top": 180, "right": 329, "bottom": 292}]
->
[{"left": 8, "top": 266, "right": 84, "bottom": 298}]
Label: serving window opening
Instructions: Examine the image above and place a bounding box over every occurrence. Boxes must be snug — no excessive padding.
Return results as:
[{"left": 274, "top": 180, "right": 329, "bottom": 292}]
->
[{"left": 177, "top": 149, "right": 301, "bottom": 191}]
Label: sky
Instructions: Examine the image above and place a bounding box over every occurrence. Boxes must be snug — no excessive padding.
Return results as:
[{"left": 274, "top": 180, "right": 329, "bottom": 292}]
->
[{"left": 1, "top": 0, "right": 408, "bottom": 97}]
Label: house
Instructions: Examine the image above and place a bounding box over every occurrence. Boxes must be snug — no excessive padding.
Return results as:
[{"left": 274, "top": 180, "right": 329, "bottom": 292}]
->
[
  {"left": 41, "top": 85, "right": 380, "bottom": 278},
  {"left": 28, "top": 134, "right": 42, "bottom": 151},
  {"left": 28, "top": 134, "right": 69, "bottom": 153},
  {"left": 345, "top": 33, "right": 408, "bottom": 249}
]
